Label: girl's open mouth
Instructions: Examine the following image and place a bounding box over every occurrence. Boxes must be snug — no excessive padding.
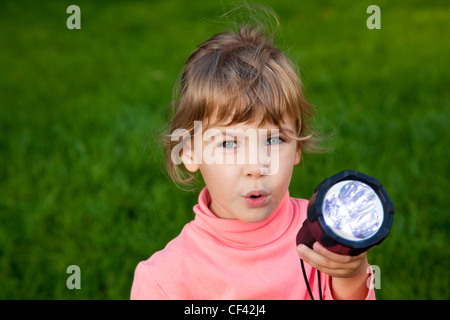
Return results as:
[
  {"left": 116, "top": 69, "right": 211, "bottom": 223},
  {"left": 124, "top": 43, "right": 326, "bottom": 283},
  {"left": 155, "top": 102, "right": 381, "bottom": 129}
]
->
[{"left": 244, "top": 190, "right": 269, "bottom": 208}]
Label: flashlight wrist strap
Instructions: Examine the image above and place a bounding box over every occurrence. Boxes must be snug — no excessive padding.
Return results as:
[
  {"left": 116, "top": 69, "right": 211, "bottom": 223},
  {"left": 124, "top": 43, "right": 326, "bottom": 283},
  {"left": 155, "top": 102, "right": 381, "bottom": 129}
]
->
[{"left": 300, "top": 259, "right": 322, "bottom": 300}]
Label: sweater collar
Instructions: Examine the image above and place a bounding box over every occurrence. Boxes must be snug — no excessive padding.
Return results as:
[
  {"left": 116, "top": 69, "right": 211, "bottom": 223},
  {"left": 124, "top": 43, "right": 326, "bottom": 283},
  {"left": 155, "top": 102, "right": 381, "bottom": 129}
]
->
[{"left": 192, "top": 187, "right": 293, "bottom": 248}]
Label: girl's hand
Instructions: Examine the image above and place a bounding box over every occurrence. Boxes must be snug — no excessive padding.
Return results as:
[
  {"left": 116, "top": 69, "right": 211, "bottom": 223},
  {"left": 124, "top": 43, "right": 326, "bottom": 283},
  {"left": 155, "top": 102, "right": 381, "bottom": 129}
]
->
[{"left": 297, "top": 242, "right": 370, "bottom": 299}]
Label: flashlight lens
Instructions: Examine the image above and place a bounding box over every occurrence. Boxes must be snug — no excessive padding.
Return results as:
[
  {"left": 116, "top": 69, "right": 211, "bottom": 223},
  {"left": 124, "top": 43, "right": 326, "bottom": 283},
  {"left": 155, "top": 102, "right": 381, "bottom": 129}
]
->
[{"left": 322, "top": 180, "right": 384, "bottom": 241}]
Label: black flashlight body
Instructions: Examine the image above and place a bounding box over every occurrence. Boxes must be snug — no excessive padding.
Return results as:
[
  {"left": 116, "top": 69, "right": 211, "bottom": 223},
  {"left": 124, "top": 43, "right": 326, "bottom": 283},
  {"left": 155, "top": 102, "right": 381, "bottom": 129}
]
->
[{"left": 296, "top": 170, "right": 394, "bottom": 256}]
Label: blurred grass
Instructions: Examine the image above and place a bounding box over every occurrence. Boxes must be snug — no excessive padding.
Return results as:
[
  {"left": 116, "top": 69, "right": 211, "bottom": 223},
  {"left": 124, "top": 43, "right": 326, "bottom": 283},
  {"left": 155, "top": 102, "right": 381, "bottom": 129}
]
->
[{"left": 0, "top": 0, "right": 448, "bottom": 299}]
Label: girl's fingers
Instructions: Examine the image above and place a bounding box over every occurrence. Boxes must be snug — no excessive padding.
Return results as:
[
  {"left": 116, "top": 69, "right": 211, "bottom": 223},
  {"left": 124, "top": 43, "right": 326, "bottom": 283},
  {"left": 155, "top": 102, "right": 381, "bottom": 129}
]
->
[{"left": 297, "top": 242, "right": 368, "bottom": 278}]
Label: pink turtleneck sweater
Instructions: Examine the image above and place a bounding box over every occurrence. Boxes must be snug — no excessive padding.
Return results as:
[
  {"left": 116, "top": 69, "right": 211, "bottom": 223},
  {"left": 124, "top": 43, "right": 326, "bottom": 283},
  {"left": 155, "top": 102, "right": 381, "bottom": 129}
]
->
[{"left": 131, "top": 188, "right": 375, "bottom": 300}]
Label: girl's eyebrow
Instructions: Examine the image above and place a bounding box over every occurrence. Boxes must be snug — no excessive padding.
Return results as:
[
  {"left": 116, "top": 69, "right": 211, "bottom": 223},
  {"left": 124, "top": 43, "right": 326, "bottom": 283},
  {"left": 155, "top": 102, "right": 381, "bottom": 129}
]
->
[
  {"left": 280, "top": 127, "right": 295, "bottom": 135},
  {"left": 212, "top": 126, "right": 296, "bottom": 136}
]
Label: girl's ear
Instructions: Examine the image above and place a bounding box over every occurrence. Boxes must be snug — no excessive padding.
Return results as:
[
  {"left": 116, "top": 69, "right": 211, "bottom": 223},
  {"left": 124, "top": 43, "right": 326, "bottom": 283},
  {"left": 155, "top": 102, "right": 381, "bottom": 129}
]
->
[
  {"left": 181, "top": 139, "right": 199, "bottom": 173},
  {"left": 294, "top": 148, "right": 301, "bottom": 165}
]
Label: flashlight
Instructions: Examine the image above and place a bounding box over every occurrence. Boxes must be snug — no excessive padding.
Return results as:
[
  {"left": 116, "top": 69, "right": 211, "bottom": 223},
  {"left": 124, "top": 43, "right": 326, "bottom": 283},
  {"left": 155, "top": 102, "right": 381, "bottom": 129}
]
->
[{"left": 296, "top": 170, "right": 394, "bottom": 256}]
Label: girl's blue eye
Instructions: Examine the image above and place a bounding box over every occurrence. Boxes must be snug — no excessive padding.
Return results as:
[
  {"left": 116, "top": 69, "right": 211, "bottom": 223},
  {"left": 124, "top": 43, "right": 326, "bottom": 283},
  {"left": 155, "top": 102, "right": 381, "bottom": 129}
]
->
[
  {"left": 222, "top": 141, "right": 238, "bottom": 148},
  {"left": 267, "top": 137, "right": 282, "bottom": 146}
]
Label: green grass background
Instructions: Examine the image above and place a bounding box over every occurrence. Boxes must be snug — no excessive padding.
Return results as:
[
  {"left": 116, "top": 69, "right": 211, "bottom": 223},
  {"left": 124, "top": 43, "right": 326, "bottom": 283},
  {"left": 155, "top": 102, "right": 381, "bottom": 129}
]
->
[{"left": 0, "top": 0, "right": 448, "bottom": 299}]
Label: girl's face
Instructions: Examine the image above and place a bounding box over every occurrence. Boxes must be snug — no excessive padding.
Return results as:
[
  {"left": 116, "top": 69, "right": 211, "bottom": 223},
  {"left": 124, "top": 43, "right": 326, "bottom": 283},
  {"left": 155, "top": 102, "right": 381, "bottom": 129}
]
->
[{"left": 182, "top": 115, "right": 301, "bottom": 223}]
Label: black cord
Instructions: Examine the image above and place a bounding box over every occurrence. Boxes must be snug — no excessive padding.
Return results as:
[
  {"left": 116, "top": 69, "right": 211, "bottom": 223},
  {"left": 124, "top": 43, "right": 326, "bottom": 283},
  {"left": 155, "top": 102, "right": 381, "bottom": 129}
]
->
[
  {"left": 300, "top": 259, "right": 314, "bottom": 300},
  {"left": 317, "top": 269, "right": 323, "bottom": 300},
  {"left": 300, "top": 258, "right": 323, "bottom": 300}
]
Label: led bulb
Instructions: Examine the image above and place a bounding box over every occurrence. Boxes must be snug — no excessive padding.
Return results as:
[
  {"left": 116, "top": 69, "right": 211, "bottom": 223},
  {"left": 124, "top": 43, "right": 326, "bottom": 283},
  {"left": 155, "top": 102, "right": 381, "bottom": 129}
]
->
[{"left": 322, "top": 181, "right": 383, "bottom": 241}]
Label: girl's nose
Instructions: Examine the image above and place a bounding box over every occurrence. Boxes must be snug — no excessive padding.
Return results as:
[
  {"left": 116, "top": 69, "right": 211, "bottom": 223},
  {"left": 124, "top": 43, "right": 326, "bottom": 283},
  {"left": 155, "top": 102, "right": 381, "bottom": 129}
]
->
[
  {"left": 244, "top": 163, "right": 265, "bottom": 178},
  {"left": 243, "top": 153, "right": 271, "bottom": 177}
]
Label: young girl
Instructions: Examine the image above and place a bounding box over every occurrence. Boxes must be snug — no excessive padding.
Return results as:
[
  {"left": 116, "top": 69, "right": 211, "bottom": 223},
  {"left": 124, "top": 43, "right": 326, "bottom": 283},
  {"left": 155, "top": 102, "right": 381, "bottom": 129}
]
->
[{"left": 131, "top": 23, "right": 375, "bottom": 300}]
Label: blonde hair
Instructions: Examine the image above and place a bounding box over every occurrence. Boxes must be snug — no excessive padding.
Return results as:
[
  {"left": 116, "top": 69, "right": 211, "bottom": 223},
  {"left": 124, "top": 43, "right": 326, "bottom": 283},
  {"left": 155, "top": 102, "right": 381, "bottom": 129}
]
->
[{"left": 164, "top": 23, "right": 319, "bottom": 186}]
